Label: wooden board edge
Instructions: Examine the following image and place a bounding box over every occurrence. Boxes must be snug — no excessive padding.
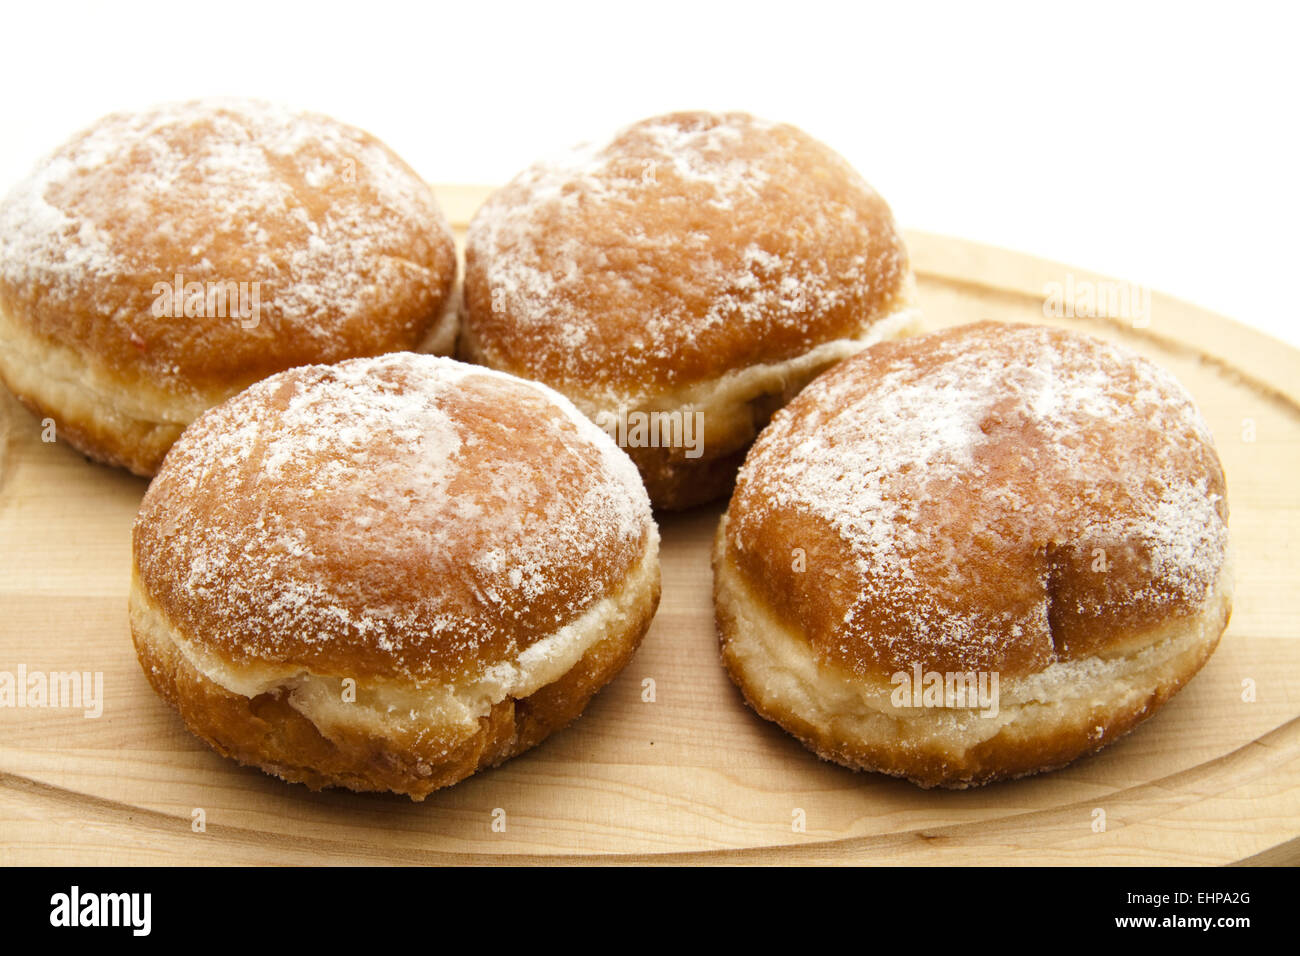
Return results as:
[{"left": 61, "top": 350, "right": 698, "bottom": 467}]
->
[
  {"left": 902, "top": 229, "right": 1300, "bottom": 413},
  {"left": 0, "top": 185, "right": 1294, "bottom": 866},
  {"left": 3, "top": 715, "right": 1296, "bottom": 866}
]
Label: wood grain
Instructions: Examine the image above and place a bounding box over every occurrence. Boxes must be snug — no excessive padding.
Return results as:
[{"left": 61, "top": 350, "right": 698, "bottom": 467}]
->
[{"left": 0, "top": 184, "right": 1296, "bottom": 865}]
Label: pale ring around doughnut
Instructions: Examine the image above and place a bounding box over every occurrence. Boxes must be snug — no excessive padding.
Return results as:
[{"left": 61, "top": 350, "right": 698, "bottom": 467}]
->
[
  {"left": 131, "top": 352, "right": 660, "bottom": 799},
  {"left": 714, "top": 321, "right": 1231, "bottom": 787},
  {"left": 461, "top": 111, "right": 919, "bottom": 509}
]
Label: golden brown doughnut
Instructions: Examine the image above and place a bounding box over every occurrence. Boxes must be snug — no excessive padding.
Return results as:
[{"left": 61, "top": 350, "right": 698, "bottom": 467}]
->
[
  {"left": 130, "top": 353, "right": 660, "bottom": 799},
  {"left": 714, "top": 321, "right": 1231, "bottom": 787},
  {"left": 461, "top": 111, "right": 918, "bottom": 509},
  {"left": 0, "top": 99, "right": 458, "bottom": 476}
]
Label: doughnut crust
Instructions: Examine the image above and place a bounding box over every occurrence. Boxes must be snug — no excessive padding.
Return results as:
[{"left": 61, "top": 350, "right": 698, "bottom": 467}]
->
[
  {"left": 461, "top": 111, "right": 918, "bottom": 509},
  {"left": 130, "top": 353, "right": 660, "bottom": 799},
  {"left": 715, "top": 321, "right": 1232, "bottom": 787},
  {"left": 0, "top": 99, "right": 458, "bottom": 476}
]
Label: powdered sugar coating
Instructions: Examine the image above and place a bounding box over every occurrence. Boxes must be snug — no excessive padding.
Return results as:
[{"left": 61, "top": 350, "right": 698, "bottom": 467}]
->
[
  {"left": 134, "top": 353, "right": 655, "bottom": 683},
  {"left": 463, "top": 111, "right": 913, "bottom": 399},
  {"left": 0, "top": 98, "right": 456, "bottom": 395},
  {"left": 726, "top": 322, "right": 1230, "bottom": 677}
]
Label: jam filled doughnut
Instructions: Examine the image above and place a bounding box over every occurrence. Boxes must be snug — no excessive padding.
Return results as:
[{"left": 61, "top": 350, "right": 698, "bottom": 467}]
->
[
  {"left": 0, "top": 99, "right": 458, "bottom": 476},
  {"left": 131, "top": 353, "right": 660, "bottom": 799},
  {"left": 461, "top": 111, "right": 918, "bottom": 509},
  {"left": 714, "top": 321, "right": 1231, "bottom": 787}
]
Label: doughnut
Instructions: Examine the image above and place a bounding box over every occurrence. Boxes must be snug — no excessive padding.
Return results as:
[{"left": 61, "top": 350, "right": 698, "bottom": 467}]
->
[
  {"left": 130, "top": 352, "right": 660, "bottom": 799},
  {"left": 461, "top": 111, "right": 918, "bottom": 510},
  {"left": 714, "top": 321, "right": 1231, "bottom": 787},
  {"left": 0, "top": 99, "right": 458, "bottom": 476}
]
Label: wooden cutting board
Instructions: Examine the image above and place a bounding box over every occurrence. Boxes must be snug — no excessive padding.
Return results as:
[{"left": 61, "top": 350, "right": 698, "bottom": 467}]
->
[{"left": 1, "top": 184, "right": 1297, "bottom": 866}]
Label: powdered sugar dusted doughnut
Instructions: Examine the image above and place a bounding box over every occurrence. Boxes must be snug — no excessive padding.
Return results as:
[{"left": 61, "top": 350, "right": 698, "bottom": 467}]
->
[
  {"left": 131, "top": 353, "right": 660, "bottom": 799},
  {"left": 462, "top": 111, "right": 918, "bottom": 509},
  {"left": 0, "top": 99, "right": 458, "bottom": 476},
  {"left": 714, "top": 321, "right": 1231, "bottom": 787}
]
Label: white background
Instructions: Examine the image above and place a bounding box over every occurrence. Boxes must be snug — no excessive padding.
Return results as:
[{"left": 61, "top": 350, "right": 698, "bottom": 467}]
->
[{"left": 2, "top": 0, "right": 1296, "bottom": 345}]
